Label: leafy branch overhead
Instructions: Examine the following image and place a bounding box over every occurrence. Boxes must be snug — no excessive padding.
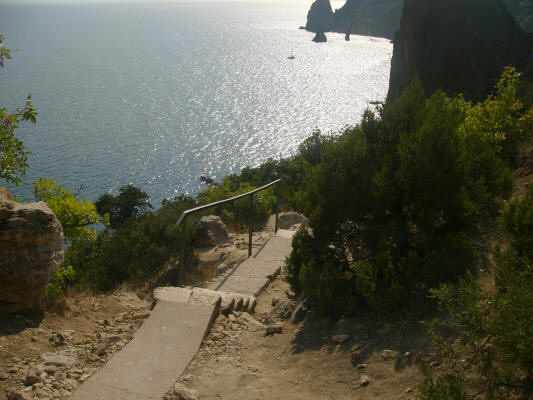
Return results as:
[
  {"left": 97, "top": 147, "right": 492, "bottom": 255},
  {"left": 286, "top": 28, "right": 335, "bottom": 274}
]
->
[
  {"left": 0, "top": 34, "right": 38, "bottom": 185},
  {"left": 33, "top": 178, "right": 108, "bottom": 244}
]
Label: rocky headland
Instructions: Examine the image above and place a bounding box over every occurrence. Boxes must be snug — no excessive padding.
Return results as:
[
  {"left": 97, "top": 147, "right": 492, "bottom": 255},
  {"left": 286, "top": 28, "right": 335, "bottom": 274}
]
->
[
  {"left": 305, "top": 0, "right": 533, "bottom": 42},
  {"left": 306, "top": 0, "right": 402, "bottom": 40}
]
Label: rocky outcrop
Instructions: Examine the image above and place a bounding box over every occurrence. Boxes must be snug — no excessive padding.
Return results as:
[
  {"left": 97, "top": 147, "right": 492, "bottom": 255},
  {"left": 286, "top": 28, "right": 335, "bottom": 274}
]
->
[
  {"left": 193, "top": 215, "right": 229, "bottom": 248},
  {"left": 332, "top": 0, "right": 403, "bottom": 39},
  {"left": 305, "top": 0, "right": 532, "bottom": 40},
  {"left": 312, "top": 32, "right": 328, "bottom": 42},
  {"left": 0, "top": 188, "right": 64, "bottom": 314},
  {"left": 306, "top": 0, "right": 335, "bottom": 33},
  {"left": 306, "top": 0, "right": 402, "bottom": 40},
  {"left": 387, "top": 0, "right": 533, "bottom": 103}
]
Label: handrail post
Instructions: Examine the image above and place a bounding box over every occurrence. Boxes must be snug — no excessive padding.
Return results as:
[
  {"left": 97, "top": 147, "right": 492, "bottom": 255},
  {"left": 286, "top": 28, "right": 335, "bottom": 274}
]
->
[
  {"left": 248, "top": 193, "right": 253, "bottom": 257},
  {"left": 275, "top": 184, "right": 279, "bottom": 233},
  {"left": 175, "top": 179, "right": 281, "bottom": 286},
  {"left": 179, "top": 216, "right": 187, "bottom": 286}
]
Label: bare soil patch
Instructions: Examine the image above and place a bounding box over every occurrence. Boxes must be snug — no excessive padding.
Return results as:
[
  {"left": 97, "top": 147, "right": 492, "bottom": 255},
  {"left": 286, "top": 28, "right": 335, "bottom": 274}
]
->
[
  {"left": 0, "top": 290, "right": 150, "bottom": 400},
  {"left": 177, "top": 273, "right": 433, "bottom": 400}
]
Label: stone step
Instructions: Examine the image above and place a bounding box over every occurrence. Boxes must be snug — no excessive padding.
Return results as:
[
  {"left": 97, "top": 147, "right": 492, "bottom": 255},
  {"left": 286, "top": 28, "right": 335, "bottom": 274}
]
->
[
  {"left": 154, "top": 286, "right": 256, "bottom": 316},
  {"left": 70, "top": 296, "right": 220, "bottom": 400},
  {"left": 201, "top": 230, "right": 294, "bottom": 297},
  {"left": 70, "top": 228, "right": 296, "bottom": 400}
]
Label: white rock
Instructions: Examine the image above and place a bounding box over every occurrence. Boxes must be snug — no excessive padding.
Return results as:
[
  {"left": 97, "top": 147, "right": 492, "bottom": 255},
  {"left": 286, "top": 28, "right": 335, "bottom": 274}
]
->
[{"left": 331, "top": 334, "right": 350, "bottom": 344}]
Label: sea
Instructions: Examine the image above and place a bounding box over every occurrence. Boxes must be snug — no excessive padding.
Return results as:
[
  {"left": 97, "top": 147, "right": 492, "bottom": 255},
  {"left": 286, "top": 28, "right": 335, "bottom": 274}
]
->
[{"left": 0, "top": 1, "right": 392, "bottom": 206}]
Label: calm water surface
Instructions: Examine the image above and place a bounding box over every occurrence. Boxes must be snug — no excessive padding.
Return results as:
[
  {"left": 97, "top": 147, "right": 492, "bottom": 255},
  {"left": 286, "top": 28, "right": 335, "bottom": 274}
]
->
[{"left": 0, "top": 1, "right": 392, "bottom": 205}]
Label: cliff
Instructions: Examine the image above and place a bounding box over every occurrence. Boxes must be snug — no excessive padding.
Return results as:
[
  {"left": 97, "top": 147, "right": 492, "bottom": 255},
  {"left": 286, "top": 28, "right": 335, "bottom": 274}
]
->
[
  {"left": 306, "top": 0, "right": 402, "bottom": 39},
  {"left": 333, "top": 0, "right": 403, "bottom": 39},
  {"left": 387, "top": 0, "right": 533, "bottom": 103},
  {"left": 305, "top": 0, "right": 532, "bottom": 41}
]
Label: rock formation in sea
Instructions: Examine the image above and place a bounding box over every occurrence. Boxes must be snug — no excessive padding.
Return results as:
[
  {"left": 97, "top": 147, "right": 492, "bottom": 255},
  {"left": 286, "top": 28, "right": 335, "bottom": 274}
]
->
[
  {"left": 332, "top": 0, "right": 403, "bottom": 39},
  {"left": 312, "top": 32, "right": 328, "bottom": 43},
  {"left": 306, "top": 0, "right": 403, "bottom": 40},
  {"left": 305, "top": 0, "right": 532, "bottom": 41},
  {"left": 387, "top": 0, "right": 533, "bottom": 103},
  {"left": 306, "top": 0, "right": 335, "bottom": 33},
  {"left": 0, "top": 187, "right": 64, "bottom": 314}
]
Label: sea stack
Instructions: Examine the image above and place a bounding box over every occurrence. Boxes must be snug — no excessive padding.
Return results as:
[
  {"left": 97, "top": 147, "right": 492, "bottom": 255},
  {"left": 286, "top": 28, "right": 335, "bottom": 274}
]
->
[
  {"left": 387, "top": 0, "right": 533, "bottom": 103},
  {"left": 312, "top": 32, "right": 328, "bottom": 42},
  {"left": 306, "top": 0, "right": 335, "bottom": 33}
]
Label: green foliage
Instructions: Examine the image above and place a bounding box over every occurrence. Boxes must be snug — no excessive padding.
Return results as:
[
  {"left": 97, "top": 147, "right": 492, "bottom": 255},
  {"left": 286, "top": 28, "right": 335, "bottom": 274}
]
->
[
  {"left": 419, "top": 187, "right": 533, "bottom": 399},
  {"left": 297, "top": 128, "right": 330, "bottom": 165},
  {"left": 458, "top": 66, "right": 525, "bottom": 165},
  {"left": 70, "top": 195, "right": 197, "bottom": 290},
  {"left": 33, "top": 178, "right": 106, "bottom": 244},
  {"left": 0, "top": 35, "right": 38, "bottom": 185},
  {"left": 286, "top": 69, "right": 522, "bottom": 315},
  {"left": 197, "top": 178, "right": 275, "bottom": 231},
  {"left": 43, "top": 265, "right": 76, "bottom": 306},
  {"left": 95, "top": 184, "right": 153, "bottom": 230},
  {"left": 220, "top": 128, "right": 332, "bottom": 213}
]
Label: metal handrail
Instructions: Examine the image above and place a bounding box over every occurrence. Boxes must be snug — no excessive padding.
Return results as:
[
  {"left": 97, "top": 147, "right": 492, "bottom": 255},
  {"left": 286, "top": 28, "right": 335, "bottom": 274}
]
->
[{"left": 175, "top": 178, "right": 282, "bottom": 286}]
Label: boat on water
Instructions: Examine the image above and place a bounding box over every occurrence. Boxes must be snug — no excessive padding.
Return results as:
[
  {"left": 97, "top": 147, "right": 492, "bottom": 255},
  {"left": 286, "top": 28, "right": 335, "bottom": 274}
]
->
[{"left": 287, "top": 55, "right": 296, "bottom": 60}]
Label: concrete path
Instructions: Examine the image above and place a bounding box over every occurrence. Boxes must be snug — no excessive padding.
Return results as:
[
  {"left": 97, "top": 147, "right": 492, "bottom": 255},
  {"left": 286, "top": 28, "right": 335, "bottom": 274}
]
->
[{"left": 69, "top": 229, "right": 294, "bottom": 400}]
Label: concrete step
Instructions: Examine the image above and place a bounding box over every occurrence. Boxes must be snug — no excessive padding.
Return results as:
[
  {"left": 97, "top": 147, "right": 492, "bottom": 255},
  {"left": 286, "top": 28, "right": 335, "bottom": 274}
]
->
[
  {"left": 154, "top": 286, "right": 256, "bottom": 316},
  {"left": 70, "top": 228, "right": 295, "bottom": 400},
  {"left": 202, "top": 230, "right": 294, "bottom": 297},
  {"left": 70, "top": 294, "right": 220, "bottom": 400}
]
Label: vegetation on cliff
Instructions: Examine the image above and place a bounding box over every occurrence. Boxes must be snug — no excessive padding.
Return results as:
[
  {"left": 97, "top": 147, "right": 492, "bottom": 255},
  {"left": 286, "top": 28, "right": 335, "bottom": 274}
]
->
[
  {"left": 419, "top": 186, "right": 533, "bottom": 399},
  {"left": 0, "top": 35, "right": 38, "bottom": 186},
  {"left": 223, "top": 67, "right": 533, "bottom": 398}
]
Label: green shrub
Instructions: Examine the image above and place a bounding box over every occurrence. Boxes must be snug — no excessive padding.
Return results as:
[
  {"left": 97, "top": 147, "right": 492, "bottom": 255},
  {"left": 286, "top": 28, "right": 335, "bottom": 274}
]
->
[
  {"left": 42, "top": 265, "right": 76, "bottom": 309},
  {"left": 198, "top": 179, "right": 275, "bottom": 231},
  {"left": 285, "top": 70, "right": 521, "bottom": 315},
  {"left": 95, "top": 185, "right": 153, "bottom": 230},
  {"left": 70, "top": 195, "right": 197, "bottom": 291},
  {"left": 419, "top": 186, "right": 533, "bottom": 400}
]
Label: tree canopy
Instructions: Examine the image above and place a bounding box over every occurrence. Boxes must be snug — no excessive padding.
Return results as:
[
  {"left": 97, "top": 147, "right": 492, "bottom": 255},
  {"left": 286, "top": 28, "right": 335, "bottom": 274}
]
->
[{"left": 95, "top": 184, "right": 153, "bottom": 230}]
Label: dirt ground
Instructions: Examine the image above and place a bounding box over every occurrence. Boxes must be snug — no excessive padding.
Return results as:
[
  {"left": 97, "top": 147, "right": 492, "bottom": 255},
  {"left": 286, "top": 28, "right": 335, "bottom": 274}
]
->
[
  {"left": 0, "top": 290, "right": 151, "bottom": 400},
  {"left": 1, "top": 236, "right": 437, "bottom": 400},
  {"left": 176, "top": 273, "right": 434, "bottom": 400}
]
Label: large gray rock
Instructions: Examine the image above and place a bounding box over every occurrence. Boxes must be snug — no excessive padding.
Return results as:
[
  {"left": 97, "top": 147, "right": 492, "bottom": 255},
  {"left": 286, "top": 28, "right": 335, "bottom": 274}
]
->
[
  {"left": 0, "top": 187, "right": 64, "bottom": 314},
  {"left": 277, "top": 211, "right": 309, "bottom": 230},
  {"left": 194, "top": 215, "right": 229, "bottom": 248}
]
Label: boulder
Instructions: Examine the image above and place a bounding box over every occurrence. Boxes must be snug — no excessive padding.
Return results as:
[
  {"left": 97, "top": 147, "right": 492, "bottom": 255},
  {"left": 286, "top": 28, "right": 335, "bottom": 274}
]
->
[
  {"left": 193, "top": 215, "right": 229, "bottom": 248},
  {"left": 277, "top": 211, "right": 309, "bottom": 230},
  {"left": 0, "top": 188, "right": 64, "bottom": 314}
]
